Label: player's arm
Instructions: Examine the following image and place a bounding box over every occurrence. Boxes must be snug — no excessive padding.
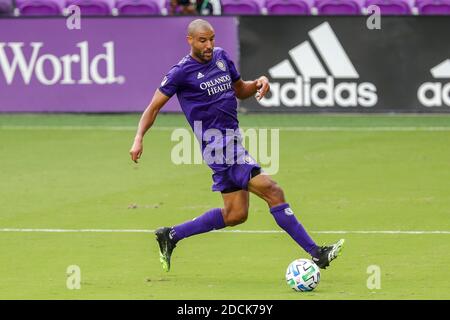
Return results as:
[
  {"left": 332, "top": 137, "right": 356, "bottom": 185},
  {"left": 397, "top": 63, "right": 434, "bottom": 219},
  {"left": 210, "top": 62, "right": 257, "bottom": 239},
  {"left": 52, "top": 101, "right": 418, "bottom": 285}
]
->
[
  {"left": 232, "top": 76, "right": 270, "bottom": 101},
  {"left": 129, "top": 89, "right": 170, "bottom": 163}
]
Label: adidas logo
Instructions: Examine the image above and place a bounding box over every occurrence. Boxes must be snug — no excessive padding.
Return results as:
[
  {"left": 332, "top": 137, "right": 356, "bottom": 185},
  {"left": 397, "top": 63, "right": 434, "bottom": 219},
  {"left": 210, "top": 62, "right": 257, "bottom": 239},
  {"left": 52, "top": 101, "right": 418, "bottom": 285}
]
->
[
  {"left": 169, "top": 228, "right": 175, "bottom": 240},
  {"left": 197, "top": 72, "right": 204, "bottom": 79},
  {"left": 260, "top": 22, "right": 377, "bottom": 108},
  {"left": 418, "top": 59, "right": 450, "bottom": 107}
]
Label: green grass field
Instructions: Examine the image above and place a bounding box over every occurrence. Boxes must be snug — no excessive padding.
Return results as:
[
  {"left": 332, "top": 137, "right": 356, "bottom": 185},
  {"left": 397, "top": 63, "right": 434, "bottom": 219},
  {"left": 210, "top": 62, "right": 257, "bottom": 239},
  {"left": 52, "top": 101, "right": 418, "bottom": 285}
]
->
[{"left": 0, "top": 113, "right": 449, "bottom": 300}]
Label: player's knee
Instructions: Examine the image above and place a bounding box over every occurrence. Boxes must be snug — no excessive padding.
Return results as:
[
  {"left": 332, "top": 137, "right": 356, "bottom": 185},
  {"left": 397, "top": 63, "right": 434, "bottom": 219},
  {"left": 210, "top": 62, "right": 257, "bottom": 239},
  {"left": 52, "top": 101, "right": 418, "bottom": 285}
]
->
[
  {"left": 224, "top": 208, "right": 248, "bottom": 227},
  {"left": 228, "top": 214, "right": 248, "bottom": 226}
]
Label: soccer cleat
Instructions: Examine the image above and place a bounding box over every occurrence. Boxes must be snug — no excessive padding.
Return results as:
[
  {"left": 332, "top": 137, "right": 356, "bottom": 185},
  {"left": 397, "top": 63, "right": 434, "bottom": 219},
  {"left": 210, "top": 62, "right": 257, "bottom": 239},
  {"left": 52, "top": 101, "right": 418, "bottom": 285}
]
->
[
  {"left": 155, "top": 227, "right": 177, "bottom": 272},
  {"left": 312, "top": 239, "right": 345, "bottom": 269}
]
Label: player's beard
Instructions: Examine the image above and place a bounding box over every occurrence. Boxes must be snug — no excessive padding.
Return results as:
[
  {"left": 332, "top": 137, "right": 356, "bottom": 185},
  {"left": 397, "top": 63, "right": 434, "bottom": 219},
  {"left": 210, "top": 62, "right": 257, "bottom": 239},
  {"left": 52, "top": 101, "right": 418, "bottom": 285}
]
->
[
  {"left": 195, "top": 49, "right": 213, "bottom": 63},
  {"left": 202, "top": 49, "right": 213, "bottom": 60}
]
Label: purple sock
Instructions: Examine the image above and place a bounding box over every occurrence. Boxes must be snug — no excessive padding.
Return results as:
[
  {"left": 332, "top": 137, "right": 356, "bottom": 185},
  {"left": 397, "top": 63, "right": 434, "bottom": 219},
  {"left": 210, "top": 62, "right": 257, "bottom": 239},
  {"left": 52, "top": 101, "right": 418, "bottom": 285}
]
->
[
  {"left": 270, "top": 203, "right": 319, "bottom": 257},
  {"left": 171, "top": 208, "right": 226, "bottom": 243}
]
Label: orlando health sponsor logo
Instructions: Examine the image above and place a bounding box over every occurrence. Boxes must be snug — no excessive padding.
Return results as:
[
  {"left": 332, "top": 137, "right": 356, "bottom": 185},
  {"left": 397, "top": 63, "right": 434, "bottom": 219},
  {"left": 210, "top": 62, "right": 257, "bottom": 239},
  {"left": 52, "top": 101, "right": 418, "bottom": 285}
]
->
[{"left": 200, "top": 74, "right": 232, "bottom": 96}]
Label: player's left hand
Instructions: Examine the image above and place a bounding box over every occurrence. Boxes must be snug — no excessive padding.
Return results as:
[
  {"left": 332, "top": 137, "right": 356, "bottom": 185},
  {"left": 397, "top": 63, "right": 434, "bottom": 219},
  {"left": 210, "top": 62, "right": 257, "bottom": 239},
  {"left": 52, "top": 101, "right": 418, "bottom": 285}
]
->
[{"left": 255, "top": 76, "right": 270, "bottom": 101}]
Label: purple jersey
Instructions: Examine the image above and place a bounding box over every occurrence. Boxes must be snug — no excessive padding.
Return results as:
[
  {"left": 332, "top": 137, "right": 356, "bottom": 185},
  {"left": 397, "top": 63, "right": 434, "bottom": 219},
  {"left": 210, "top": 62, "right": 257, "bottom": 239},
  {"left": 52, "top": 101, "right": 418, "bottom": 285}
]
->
[
  {"left": 159, "top": 47, "right": 240, "bottom": 134},
  {"left": 158, "top": 47, "right": 260, "bottom": 192},
  {"left": 159, "top": 47, "right": 244, "bottom": 173}
]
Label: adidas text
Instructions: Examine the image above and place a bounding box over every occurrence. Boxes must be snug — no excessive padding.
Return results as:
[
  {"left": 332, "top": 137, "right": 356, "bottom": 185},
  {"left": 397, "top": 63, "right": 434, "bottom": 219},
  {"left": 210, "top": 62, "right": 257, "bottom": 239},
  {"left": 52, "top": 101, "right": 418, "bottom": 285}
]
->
[
  {"left": 418, "top": 82, "right": 450, "bottom": 107},
  {"left": 260, "top": 76, "right": 377, "bottom": 107}
]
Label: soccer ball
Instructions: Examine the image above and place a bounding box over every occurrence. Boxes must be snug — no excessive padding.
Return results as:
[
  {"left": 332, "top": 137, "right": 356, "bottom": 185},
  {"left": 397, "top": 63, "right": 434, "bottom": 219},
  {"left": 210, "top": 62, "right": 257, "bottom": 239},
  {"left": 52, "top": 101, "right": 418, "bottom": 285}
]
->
[{"left": 285, "top": 259, "right": 320, "bottom": 292}]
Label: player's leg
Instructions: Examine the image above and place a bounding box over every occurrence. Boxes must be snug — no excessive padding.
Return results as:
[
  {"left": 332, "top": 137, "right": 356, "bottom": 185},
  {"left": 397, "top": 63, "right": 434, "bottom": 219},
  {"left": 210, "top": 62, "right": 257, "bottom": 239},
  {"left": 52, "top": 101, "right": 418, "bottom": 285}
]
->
[
  {"left": 247, "top": 174, "right": 318, "bottom": 255},
  {"left": 155, "top": 159, "right": 252, "bottom": 272},
  {"left": 155, "top": 188, "right": 249, "bottom": 273},
  {"left": 246, "top": 172, "right": 285, "bottom": 207},
  {"left": 155, "top": 205, "right": 227, "bottom": 272},
  {"left": 248, "top": 173, "right": 344, "bottom": 269},
  {"left": 161, "top": 188, "right": 248, "bottom": 242},
  {"left": 221, "top": 189, "right": 249, "bottom": 227}
]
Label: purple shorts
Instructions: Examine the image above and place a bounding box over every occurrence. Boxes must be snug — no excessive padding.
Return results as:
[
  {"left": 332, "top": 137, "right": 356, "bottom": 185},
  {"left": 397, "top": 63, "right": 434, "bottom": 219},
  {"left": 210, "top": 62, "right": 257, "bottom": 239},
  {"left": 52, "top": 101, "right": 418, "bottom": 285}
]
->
[
  {"left": 204, "top": 133, "right": 261, "bottom": 192},
  {"left": 211, "top": 161, "right": 261, "bottom": 193}
]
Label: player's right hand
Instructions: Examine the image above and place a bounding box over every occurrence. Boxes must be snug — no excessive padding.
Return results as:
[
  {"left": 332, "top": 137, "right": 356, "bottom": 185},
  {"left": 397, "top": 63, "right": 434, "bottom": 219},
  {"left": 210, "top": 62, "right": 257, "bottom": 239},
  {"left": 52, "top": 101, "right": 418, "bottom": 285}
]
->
[
  {"left": 255, "top": 76, "right": 270, "bottom": 101},
  {"left": 129, "top": 139, "right": 143, "bottom": 163}
]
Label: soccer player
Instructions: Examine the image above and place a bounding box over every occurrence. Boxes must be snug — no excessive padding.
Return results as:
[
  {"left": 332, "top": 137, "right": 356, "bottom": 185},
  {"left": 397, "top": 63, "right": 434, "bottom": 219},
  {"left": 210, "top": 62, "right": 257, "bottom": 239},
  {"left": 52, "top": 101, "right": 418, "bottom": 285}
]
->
[{"left": 129, "top": 19, "right": 344, "bottom": 272}]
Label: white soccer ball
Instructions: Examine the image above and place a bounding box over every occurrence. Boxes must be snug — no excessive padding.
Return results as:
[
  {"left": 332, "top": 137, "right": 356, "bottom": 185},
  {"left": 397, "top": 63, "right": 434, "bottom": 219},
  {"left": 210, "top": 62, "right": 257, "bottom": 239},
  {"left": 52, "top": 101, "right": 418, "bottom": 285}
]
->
[{"left": 285, "top": 258, "right": 321, "bottom": 292}]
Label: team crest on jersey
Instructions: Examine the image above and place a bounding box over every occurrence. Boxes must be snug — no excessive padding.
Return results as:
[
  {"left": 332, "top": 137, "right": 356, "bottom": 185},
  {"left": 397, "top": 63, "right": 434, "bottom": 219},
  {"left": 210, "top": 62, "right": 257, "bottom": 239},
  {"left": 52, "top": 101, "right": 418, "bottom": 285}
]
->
[
  {"left": 160, "top": 76, "right": 168, "bottom": 86},
  {"left": 216, "top": 59, "right": 226, "bottom": 72}
]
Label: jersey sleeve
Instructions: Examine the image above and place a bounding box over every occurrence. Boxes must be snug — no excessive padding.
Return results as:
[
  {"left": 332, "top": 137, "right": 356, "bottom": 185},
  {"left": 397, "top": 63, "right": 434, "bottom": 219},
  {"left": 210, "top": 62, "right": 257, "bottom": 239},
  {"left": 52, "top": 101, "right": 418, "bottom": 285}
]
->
[
  {"left": 222, "top": 50, "right": 241, "bottom": 83},
  {"left": 158, "top": 65, "right": 183, "bottom": 97}
]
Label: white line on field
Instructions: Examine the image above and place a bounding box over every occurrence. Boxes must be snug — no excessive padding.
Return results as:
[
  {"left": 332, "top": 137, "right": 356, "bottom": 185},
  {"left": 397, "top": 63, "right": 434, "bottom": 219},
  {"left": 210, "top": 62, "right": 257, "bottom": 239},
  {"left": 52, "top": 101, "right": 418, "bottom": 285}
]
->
[
  {"left": 277, "top": 127, "right": 450, "bottom": 132},
  {"left": 1, "top": 126, "right": 450, "bottom": 132},
  {"left": 0, "top": 125, "right": 140, "bottom": 131},
  {"left": 0, "top": 228, "right": 449, "bottom": 234}
]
